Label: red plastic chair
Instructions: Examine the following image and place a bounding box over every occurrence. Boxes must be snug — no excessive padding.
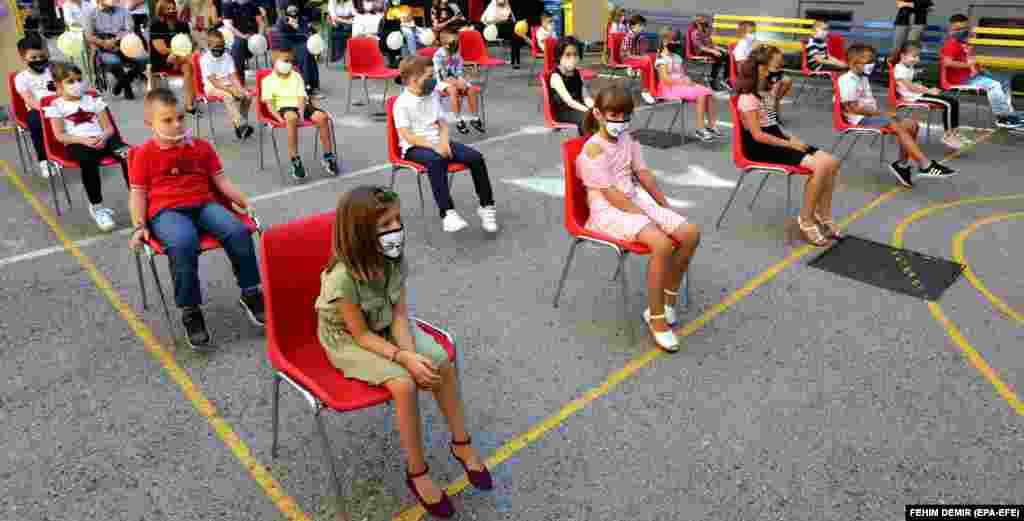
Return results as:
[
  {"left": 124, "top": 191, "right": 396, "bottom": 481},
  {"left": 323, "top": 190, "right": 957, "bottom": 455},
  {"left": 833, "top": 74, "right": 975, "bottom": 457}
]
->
[
  {"left": 7, "top": 72, "right": 39, "bottom": 180},
  {"left": 939, "top": 56, "right": 991, "bottom": 126},
  {"left": 715, "top": 96, "right": 812, "bottom": 229},
  {"left": 39, "top": 94, "right": 127, "bottom": 216},
  {"left": 458, "top": 29, "right": 506, "bottom": 93},
  {"left": 606, "top": 32, "right": 629, "bottom": 71},
  {"left": 191, "top": 51, "right": 257, "bottom": 143},
  {"left": 385, "top": 96, "right": 467, "bottom": 218},
  {"left": 551, "top": 137, "right": 688, "bottom": 345},
  {"left": 416, "top": 46, "right": 438, "bottom": 58},
  {"left": 254, "top": 68, "right": 338, "bottom": 183},
  {"left": 128, "top": 146, "right": 263, "bottom": 340},
  {"left": 640, "top": 52, "right": 689, "bottom": 141},
  {"left": 887, "top": 62, "right": 936, "bottom": 143},
  {"left": 260, "top": 211, "right": 457, "bottom": 500},
  {"left": 539, "top": 72, "right": 579, "bottom": 139},
  {"left": 728, "top": 42, "right": 738, "bottom": 87},
  {"left": 684, "top": 27, "right": 714, "bottom": 74},
  {"left": 543, "top": 37, "right": 595, "bottom": 80},
  {"left": 829, "top": 73, "right": 896, "bottom": 167},
  {"left": 792, "top": 39, "right": 840, "bottom": 104},
  {"left": 527, "top": 25, "right": 544, "bottom": 81},
  {"left": 345, "top": 36, "right": 400, "bottom": 113}
]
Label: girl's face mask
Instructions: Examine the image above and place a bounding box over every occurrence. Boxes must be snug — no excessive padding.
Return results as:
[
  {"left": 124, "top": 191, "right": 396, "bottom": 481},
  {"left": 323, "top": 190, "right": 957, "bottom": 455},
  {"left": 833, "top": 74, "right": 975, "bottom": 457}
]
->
[
  {"left": 275, "top": 59, "right": 293, "bottom": 74},
  {"left": 560, "top": 56, "right": 577, "bottom": 70},
  {"left": 954, "top": 29, "right": 970, "bottom": 43},
  {"left": 861, "top": 62, "right": 875, "bottom": 76},
  {"left": 902, "top": 54, "right": 920, "bottom": 66},
  {"left": 378, "top": 226, "right": 404, "bottom": 258},
  {"left": 597, "top": 111, "right": 630, "bottom": 137},
  {"left": 815, "top": 29, "right": 827, "bottom": 39},
  {"left": 64, "top": 80, "right": 84, "bottom": 98}
]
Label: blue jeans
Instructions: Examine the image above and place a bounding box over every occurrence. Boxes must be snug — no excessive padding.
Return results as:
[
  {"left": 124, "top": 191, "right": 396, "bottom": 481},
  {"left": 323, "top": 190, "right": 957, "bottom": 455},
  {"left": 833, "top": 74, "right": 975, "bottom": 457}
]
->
[
  {"left": 404, "top": 142, "right": 495, "bottom": 217},
  {"left": 97, "top": 49, "right": 148, "bottom": 76},
  {"left": 963, "top": 72, "right": 1018, "bottom": 116},
  {"left": 149, "top": 202, "right": 261, "bottom": 308},
  {"left": 231, "top": 37, "right": 254, "bottom": 80}
]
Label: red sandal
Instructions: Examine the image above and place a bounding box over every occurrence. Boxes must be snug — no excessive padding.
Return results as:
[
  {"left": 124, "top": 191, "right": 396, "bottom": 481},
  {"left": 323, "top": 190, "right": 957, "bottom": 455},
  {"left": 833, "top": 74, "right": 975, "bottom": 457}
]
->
[
  {"left": 406, "top": 465, "right": 454, "bottom": 518},
  {"left": 450, "top": 437, "right": 493, "bottom": 490}
]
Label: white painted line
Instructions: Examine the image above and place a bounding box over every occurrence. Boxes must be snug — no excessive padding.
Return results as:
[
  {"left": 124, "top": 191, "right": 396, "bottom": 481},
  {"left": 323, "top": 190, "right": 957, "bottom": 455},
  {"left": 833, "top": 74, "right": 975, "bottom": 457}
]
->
[
  {"left": 0, "top": 126, "right": 543, "bottom": 268},
  {"left": 504, "top": 176, "right": 694, "bottom": 208}
]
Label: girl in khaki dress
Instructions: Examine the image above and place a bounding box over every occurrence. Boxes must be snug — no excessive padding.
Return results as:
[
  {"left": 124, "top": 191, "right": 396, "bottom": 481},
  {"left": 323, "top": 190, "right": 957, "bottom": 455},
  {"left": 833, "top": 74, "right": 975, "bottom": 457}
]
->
[{"left": 315, "top": 186, "right": 492, "bottom": 519}]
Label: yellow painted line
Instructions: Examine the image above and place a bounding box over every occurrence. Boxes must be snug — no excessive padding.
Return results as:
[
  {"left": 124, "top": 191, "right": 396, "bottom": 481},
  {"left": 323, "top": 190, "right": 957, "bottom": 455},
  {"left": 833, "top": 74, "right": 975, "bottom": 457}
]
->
[
  {"left": 395, "top": 119, "right": 994, "bottom": 521},
  {"left": 1, "top": 161, "right": 312, "bottom": 521},
  {"left": 974, "top": 26, "right": 1024, "bottom": 36},
  {"left": 891, "top": 194, "right": 1024, "bottom": 417},
  {"left": 714, "top": 15, "right": 815, "bottom": 25},
  {"left": 393, "top": 189, "right": 903, "bottom": 521},
  {"left": 953, "top": 212, "right": 1024, "bottom": 324}
]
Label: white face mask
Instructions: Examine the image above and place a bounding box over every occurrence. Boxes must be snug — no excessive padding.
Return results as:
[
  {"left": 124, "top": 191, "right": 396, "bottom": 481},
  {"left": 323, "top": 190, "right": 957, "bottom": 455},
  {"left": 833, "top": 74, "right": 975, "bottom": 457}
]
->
[
  {"left": 560, "top": 57, "right": 577, "bottom": 71},
  {"left": 275, "top": 60, "right": 293, "bottom": 74},
  {"left": 155, "top": 126, "right": 192, "bottom": 144},
  {"left": 745, "top": 32, "right": 755, "bottom": 42},
  {"left": 862, "top": 63, "right": 875, "bottom": 76},
  {"left": 815, "top": 30, "right": 827, "bottom": 39},
  {"left": 64, "top": 81, "right": 84, "bottom": 98},
  {"left": 378, "top": 227, "right": 404, "bottom": 258},
  {"left": 603, "top": 117, "right": 630, "bottom": 138}
]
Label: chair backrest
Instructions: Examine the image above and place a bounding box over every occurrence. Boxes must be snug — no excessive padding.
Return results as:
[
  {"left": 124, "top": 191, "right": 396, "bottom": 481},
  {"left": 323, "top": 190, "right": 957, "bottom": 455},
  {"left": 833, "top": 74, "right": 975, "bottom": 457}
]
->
[
  {"left": 385, "top": 95, "right": 403, "bottom": 163},
  {"left": 529, "top": 25, "right": 542, "bottom": 56},
  {"left": 607, "top": 32, "right": 626, "bottom": 67},
  {"left": 642, "top": 52, "right": 660, "bottom": 97},
  {"left": 39, "top": 95, "right": 71, "bottom": 163},
  {"left": 684, "top": 26, "right": 698, "bottom": 60},
  {"left": 828, "top": 33, "right": 846, "bottom": 62},
  {"left": 254, "top": 68, "right": 280, "bottom": 123},
  {"left": 417, "top": 46, "right": 438, "bottom": 58},
  {"left": 458, "top": 29, "right": 490, "bottom": 63},
  {"left": 831, "top": 72, "right": 850, "bottom": 131},
  {"left": 260, "top": 211, "right": 337, "bottom": 398},
  {"left": 801, "top": 40, "right": 811, "bottom": 74},
  {"left": 728, "top": 95, "right": 749, "bottom": 167},
  {"left": 728, "top": 42, "right": 738, "bottom": 84},
  {"left": 539, "top": 72, "right": 561, "bottom": 128},
  {"left": 190, "top": 52, "right": 207, "bottom": 98},
  {"left": 543, "top": 36, "right": 558, "bottom": 75},
  {"left": 8, "top": 72, "right": 30, "bottom": 127},
  {"left": 887, "top": 62, "right": 901, "bottom": 105},
  {"left": 562, "top": 137, "right": 589, "bottom": 237},
  {"left": 347, "top": 36, "right": 388, "bottom": 76},
  {"left": 939, "top": 58, "right": 954, "bottom": 90}
]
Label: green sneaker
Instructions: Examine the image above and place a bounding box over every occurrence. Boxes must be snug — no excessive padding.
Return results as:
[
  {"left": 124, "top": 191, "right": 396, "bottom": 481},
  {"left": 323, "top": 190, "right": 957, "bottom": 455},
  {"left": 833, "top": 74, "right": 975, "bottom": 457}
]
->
[{"left": 290, "top": 157, "right": 306, "bottom": 179}]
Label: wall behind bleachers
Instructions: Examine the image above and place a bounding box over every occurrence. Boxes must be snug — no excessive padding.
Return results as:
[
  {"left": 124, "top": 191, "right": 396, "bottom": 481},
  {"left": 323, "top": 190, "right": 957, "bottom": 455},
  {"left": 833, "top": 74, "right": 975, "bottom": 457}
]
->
[{"left": 620, "top": 0, "right": 1024, "bottom": 26}]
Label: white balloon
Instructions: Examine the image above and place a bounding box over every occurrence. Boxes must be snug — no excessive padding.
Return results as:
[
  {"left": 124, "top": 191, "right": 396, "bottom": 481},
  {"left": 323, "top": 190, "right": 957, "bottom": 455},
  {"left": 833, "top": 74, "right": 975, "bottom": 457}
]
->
[
  {"left": 386, "top": 31, "right": 404, "bottom": 50},
  {"left": 418, "top": 29, "right": 434, "bottom": 46},
  {"left": 120, "top": 33, "right": 146, "bottom": 58},
  {"left": 170, "top": 33, "right": 193, "bottom": 57},
  {"left": 483, "top": 24, "right": 499, "bottom": 41},
  {"left": 57, "top": 31, "right": 85, "bottom": 58},
  {"left": 247, "top": 33, "right": 268, "bottom": 55},
  {"left": 307, "top": 33, "right": 325, "bottom": 55},
  {"left": 219, "top": 26, "right": 235, "bottom": 47}
]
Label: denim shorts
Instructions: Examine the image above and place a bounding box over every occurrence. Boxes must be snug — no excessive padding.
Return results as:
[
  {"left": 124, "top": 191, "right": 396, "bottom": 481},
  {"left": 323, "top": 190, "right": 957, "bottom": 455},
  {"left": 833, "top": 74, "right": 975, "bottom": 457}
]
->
[{"left": 858, "top": 115, "right": 893, "bottom": 128}]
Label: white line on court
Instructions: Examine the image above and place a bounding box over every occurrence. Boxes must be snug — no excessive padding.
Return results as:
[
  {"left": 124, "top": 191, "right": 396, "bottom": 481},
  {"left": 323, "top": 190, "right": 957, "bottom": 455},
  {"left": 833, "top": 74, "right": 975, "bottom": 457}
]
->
[{"left": 0, "top": 125, "right": 549, "bottom": 268}]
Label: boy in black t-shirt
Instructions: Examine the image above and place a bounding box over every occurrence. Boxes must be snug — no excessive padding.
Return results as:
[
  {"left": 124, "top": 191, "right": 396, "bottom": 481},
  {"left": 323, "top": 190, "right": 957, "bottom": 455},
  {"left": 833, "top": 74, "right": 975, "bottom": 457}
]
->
[{"left": 223, "top": 0, "right": 267, "bottom": 77}]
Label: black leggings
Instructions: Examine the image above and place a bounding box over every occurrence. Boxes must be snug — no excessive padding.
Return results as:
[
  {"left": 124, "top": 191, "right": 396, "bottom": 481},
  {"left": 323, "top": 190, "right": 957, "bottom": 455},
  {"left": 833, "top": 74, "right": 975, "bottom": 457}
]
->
[
  {"left": 554, "top": 107, "right": 586, "bottom": 136},
  {"left": 66, "top": 136, "right": 128, "bottom": 205},
  {"left": 26, "top": 109, "right": 47, "bottom": 160},
  {"left": 916, "top": 93, "right": 960, "bottom": 131},
  {"left": 497, "top": 21, "right": 523, "bottom": 65}
]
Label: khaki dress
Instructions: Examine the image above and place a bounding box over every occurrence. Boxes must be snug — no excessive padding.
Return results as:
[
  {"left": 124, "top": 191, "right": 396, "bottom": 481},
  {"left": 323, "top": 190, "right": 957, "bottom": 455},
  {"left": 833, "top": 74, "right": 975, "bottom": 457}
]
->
[{"left": 314, "top": 260, "right": 450, "bottom": 385}]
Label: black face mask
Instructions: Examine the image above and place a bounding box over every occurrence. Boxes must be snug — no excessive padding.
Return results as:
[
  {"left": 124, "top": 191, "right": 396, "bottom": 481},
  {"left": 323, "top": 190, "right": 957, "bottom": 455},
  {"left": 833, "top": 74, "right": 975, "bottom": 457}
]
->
[
  {"left": 28, "top": 59, "right": 49, "bottom": 73},
  {"left": 211, "top": 47, "right": 225, "bottom": 57},
  {"left": 767, "top": 70, "right": 783, "bottom": 83}
]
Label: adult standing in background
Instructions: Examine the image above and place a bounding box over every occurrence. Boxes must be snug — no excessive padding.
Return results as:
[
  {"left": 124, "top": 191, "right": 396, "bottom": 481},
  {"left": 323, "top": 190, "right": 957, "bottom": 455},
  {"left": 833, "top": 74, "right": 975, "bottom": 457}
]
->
[
  {"left": 481, "top": 0, "right": 527, "bottom": 68},
  {"left": 86, "top": 0, "right": 148, "bottom": 99},
  {"left": 328, "top": 0, "right": 355, "bottom": 62},
  {"left": 222, "top": 0, "right": 266, "bottom": 80},
  {"left": 352, "top": 0, "right": 384, "bottom": 37},
  {"left": 511, "top": 0, "right": 543, "bottom": 28},
  {"left": 889, "top": 0, "right": 932, "bottom": 63},
  {"left": 273, "top": 2, "right": 321, "bottom": 95},
  {"left": 125, "top": 0, "right": 148, "bottom": 40}
]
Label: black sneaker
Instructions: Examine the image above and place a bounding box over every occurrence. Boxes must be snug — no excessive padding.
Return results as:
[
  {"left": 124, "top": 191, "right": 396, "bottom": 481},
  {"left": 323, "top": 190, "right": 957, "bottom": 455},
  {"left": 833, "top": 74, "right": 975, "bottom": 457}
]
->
[
  {"left": 290, "top": 157, "right": 306, "bottom": 179},
  {"left": 694, "top": 128, "right": 714, "bottom": 142},
  {"left": 456, "top": 120, "right": 470, "bottom": 134},
  {"left": 234, "top": 125, "right": 244, "bottom": 140},
  {"left": 239, "top": 291, "right": 266, "bottom": 327},
  {"left": 714, "top": 79, "right": 731, "bottom": 92},
  {"left": 918, "top": 160, "right": 957, "bottom": 178},
  {"left": 995, "top": 115, "right": 1024, "bottom": 129},
  {"left": 123, "top": 84, "right": 135, "bottom": 100},
  {"left": 182, "top": 307, "right": 213, "bottom": 351},
  {"left": 242, "top": 124, "right": 255, "bottom": 140},
  {"left": 113, "top": 80, "right": 124, "bottom": 97},
  {"left": 887, "top": 161, "right": 914, "bottom": 187},
  {"left": 321, "top": 152, "right": 339, "bottom": 176},
  {"left": 470, "top": 118, "right": 485, "bottom": 133}
]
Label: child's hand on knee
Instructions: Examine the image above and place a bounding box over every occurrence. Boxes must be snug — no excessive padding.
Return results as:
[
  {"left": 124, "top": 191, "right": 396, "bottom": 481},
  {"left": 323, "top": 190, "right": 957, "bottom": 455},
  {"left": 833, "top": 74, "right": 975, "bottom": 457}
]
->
[{"left": 397, "top": 351, "right": 441, "bottom": 389}]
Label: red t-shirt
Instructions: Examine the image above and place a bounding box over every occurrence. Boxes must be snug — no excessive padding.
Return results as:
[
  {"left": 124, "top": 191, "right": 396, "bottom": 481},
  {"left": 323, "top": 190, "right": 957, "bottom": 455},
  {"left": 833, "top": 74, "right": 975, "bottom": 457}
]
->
[
  {"left": 941, "top": 37, "right": 971, "bottom": 86},
  {"left": 129, "top": 138, "right": 223, "bottom": 221}
]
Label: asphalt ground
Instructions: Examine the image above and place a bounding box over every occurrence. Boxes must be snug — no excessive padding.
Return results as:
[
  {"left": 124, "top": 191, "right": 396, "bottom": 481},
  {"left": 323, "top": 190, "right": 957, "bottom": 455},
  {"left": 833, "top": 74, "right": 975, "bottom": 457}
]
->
[{"left": 1, "top": 53, "right": 1022, "bottom": 521}]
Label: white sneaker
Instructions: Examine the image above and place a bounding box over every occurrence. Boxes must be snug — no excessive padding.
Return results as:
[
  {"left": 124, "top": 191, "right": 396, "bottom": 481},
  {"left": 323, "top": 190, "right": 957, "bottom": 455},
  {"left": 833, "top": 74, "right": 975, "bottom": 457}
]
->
[
  {"left": 477, "top": 205, "right": 498, "bottom": 232},
  {"left": 641, "top": 91, "right": 656, "bottom": 105},
  {"left": 441, "top": 210, "right": 468, "bottom": 233},
  {"left": 642, "top": 308, "right": 680, "bottom": 352},
  {"left": 89, "top": 205, "right": 116, "bottom": 232},
  {"left": 38, "top": 161, "right": 52, "bottom": 178}
]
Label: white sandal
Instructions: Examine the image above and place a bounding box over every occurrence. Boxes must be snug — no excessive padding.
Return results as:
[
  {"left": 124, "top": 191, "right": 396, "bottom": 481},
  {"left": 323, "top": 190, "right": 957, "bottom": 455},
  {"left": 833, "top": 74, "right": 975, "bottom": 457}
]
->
[
  {"left": 642, "top": 310, "right": 680, "bottom": 352},
  {"left": 663, "top": 290, "right": 680, "bottom": 325}
]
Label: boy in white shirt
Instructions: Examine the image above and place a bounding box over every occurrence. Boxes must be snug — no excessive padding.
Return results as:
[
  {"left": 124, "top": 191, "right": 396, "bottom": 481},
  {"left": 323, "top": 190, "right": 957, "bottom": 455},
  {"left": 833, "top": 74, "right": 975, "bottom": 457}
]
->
[
  {"left": 734, "top": 20, "right": 792, "bottom": 114},
  {"left": 393, "top": 56, "right": 498, "bottom": 233},
  {"left": 200, "top": 28, "right": 254, "bottom": 139},
  {"left": 839, "top": 43, "right": 954, "bottom": 187},
  {"left": 535, "top": 12, "right": 555, "bottom": 44},
  {"left": 15, "top": 35, "right": 58, "bottom": 178}
]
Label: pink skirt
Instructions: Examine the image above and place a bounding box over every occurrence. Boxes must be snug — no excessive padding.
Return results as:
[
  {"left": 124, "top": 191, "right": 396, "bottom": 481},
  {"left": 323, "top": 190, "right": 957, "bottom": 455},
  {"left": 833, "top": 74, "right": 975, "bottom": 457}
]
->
[{"left": 659, "top": 83, "right": 713, "bottom": 101}]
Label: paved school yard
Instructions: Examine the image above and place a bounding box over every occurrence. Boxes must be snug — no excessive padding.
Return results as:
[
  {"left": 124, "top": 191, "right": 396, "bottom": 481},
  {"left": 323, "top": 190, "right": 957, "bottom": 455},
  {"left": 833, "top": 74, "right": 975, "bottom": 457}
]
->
[{"left": 1, "top": 53, "right": 1022, "bottom": 521}]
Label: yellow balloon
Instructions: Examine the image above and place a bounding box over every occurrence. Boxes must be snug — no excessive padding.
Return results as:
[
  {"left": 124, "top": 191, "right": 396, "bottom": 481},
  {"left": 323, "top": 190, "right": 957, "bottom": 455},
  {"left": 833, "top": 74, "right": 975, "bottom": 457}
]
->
[
  {"left": 57, "top": 31, "right": 85, "bottom": 58},
  {"left": 514, "top": 20, "right": 528, "bottom": 36},
  {"left": 170, "top": 33, "right": 193, "bottom": 57},
  {"left": 120, "top": 33, "right": 146, "bottom": 59}
]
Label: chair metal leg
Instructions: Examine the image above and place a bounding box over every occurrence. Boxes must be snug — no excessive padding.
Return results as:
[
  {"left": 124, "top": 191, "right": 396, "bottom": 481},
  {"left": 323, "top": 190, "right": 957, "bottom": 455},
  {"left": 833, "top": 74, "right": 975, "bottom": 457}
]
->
[
  {"left": 14, "top": 129, "right": 29, "bottom": 175},
  {"left": 148, "top": 255, "right": 176, "bottom": 338},
  {"left": 747, "top": 173, "right": 770, "bottom": 210},
  {"left": 381, "top": 80, "right": 389, "bottom": 110},
  {"left": 839, "top": 134, "right": 860, "bottom": 163},
  {"left": 271, "top": 373, "right": 281, "bottom": 458},
  {"left": 616, "top": 252, "right": 635, "bottom": 346},
  {"left": 48, "top": 168, "right": 62, "bottom": 216},
  {"left": 715, "top": 170, "right": 750, "bottom": 229},
  {"left": 207, "top": 101, "right": 217, "bottom": 145},
  {"left": 880, "top": 134, "right": 886, "bottom": 167},
  {"left": 552, "top": 238, "right": 582, "bottom": 308},
  {"left": 313, "top": 408, "right": 345, "bottom": 500},
  {"left": 258, "top": 123, "right": 265, "bottom": 169},
  {"left": 134, "top": 249, "right": 148, "bottom": 310},
  {"left": 362, "top": 77, "right": 371, "bottom": 106},
  {"left": 269, "top": 128, "right": 288, "bottom": 184},
  {"left": 644, "top": 106, "right": 657, "bottom": 129},
  {"left": 785, "top": 174, "right": 794, "bottom": 217},
  {"left": 416, "top": 174, "right": 426, "bottom": 217},
  {"left": 58, "top": 168, "right": 72, "bottom": 209},
  {"left": 345, "top": 76, "right": 354, "bottom": 113}
]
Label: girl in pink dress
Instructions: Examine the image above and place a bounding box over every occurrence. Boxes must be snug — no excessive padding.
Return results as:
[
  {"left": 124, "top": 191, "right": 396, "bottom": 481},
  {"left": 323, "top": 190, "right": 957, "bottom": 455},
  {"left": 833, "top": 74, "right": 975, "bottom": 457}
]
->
[
  {"left": 575, "top": 86, "right": 701, "bottom": 352},
  {"left": 654, "top": 28, "right": 722, "bottom": 142}
]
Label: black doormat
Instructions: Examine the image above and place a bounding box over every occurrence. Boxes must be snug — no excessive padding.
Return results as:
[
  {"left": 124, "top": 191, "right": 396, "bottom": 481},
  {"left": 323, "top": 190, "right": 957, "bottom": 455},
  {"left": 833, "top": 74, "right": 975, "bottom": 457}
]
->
[
  {"left": 631, "top": 129, "right": 684, "bottom": 149},
  {"left": 807, "top": 236, "right": 964, "bottom": 301}
]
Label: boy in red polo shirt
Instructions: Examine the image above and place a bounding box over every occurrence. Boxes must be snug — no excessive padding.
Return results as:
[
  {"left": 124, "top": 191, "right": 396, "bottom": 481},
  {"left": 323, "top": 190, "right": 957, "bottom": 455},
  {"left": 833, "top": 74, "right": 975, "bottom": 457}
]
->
[{"left": 129, "top": 88, "right": 264, "bottom": 351}]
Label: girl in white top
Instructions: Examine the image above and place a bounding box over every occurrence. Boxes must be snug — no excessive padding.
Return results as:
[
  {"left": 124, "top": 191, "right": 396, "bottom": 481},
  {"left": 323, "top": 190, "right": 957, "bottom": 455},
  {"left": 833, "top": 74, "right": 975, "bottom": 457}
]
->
[
  {"left": 893, "top": 42, "right": 967, "bottom": 149},
  {"left": 481, "top": 0, "right": 528, "bottom": 67},
  {"left": 62, "top": 0, "right": 97, "bottom": 29},
  {"left": 44, "top": 62, "right": 128, "bottom": 232},
  {"left": 352, "top": 0, "right": 383, "bottom": 37}
]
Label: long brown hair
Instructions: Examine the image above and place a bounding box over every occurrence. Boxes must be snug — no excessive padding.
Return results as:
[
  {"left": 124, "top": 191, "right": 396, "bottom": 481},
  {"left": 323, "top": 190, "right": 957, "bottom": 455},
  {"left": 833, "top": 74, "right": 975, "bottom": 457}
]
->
[
  {"left": 582, "top": 85, "right": 635, "bottom": 136},
  {"left": 735, "top": 45, "right": 782, "bottom": 96},
  {"left": 328, "top": 186, "right": 401, "bottom": 280}
]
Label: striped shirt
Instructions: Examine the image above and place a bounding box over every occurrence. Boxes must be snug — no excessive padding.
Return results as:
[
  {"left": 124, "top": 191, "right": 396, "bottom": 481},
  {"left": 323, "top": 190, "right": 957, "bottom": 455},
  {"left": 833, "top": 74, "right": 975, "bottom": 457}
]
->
[
  {"left": 806, "top": 37, "right": 828, "bottom": 71},
  {"left": 623, "top": 29, "right": 641, "bottom": 57}
]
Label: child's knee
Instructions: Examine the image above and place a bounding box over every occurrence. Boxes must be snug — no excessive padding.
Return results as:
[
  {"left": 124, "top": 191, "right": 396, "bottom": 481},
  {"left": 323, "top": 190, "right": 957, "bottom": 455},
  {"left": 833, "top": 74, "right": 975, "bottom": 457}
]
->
[
  {"left": 387, "top": 377, "right": 418, "bottom": 398},
  {"left": 283, "top": 111, "right": 299, "bottom": 123},
  {"left": 675, "top": 223, "right": 701, "bottom": 247}
]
